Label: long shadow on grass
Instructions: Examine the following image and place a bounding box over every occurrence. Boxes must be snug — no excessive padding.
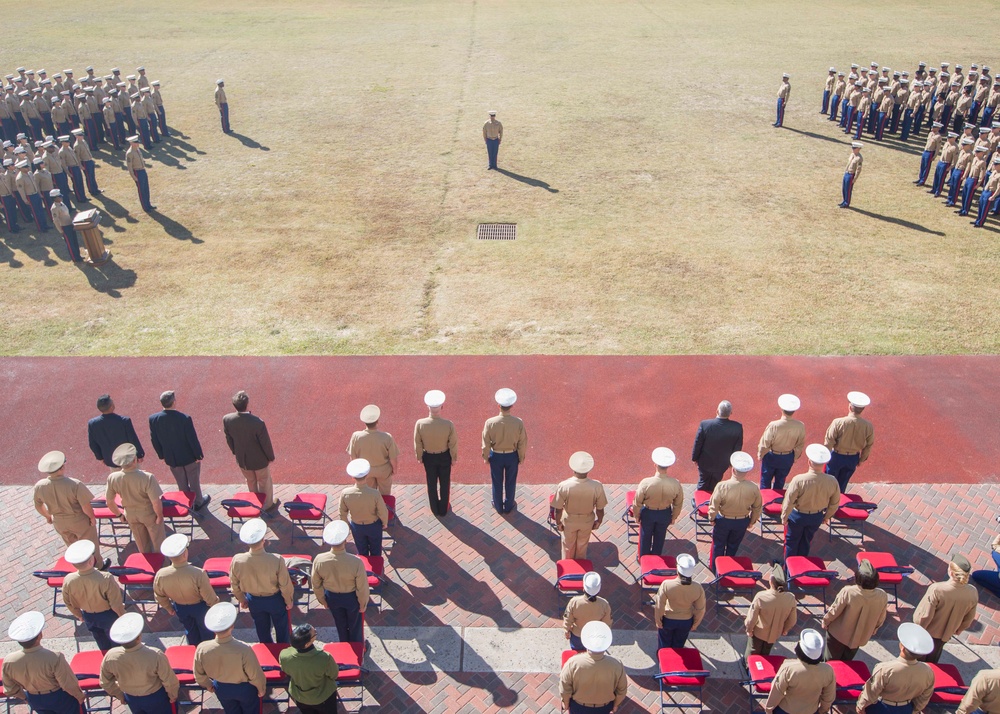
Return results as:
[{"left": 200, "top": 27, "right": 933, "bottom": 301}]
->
[
  {"left": 781, "top": 126, "right": 850, "bottom": 145},
  {"left": 147, "top": 210, "right": 204, "bottom": 244},
  {"left": 75, "top": 258, "right": 136, "bottom": 298},
  {"left": 0, "top": 238, "right": 24, "bottom": 267},
  {"left": 228, "top": 132, "right": 270, "bottom": 151},
  {"left": 495, "top": 167, "right": 557, "bottom": 192},
  {"left": 849, "top": 207, "right": 946, "bottom": 235}
]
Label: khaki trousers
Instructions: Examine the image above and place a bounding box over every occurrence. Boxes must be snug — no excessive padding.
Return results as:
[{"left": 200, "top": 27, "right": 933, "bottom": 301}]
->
[
  {"left": 364, "top": 463, "right": 393, "bottom": 496},
  {"left": 561, "top": 514, "right": 594, "bottom": 559},
  {"left": 127, "top": 511, "right": 166, "bottom": 553},
  {"left": 240, "top": 467, "right": 274, "bottom": 509},
  {"left": 53, "top": 514, "right": 102, "bottom": 561}
]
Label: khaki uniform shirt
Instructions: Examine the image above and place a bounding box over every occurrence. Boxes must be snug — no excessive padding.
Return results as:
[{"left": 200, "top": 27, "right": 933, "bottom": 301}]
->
[
  {"left": 15, "top": 171, "right": 39, "bottom": 201},
  {"left": 709, "top": 478, "right": 762, "bottom": 525},
  {"left": 312, "top": 550, "right": 369, "bottom": 610},
  {"left": 907, "top": 91, "right": 923, "bottom": 110},
  {"left": 858, "top": 96, "right": 872, "bottom": 115},
  {"left": 923, "top": 132, "right": 944, "bottom": 154},
  {"left": 76, "top": 101, "right": 91, "bottom": 123},
  {"left": 552, "top": 477, "right": 608, "bottom": 528},
  {"left": 153, "top": 560, "right": 220, "bottom": 608},
  {"left": 778, "top": 83, "right": 790, "bottom": 101},
  {"left": 33, "top": 474, "right": 93, "bottom": 520},
  {"left": 50, "top": 104, "right": 67, "bottom": 124},
  {"left": 230, "top": 550, "right": 294, "bottom": 608},
  {"left": 74, "top": 139, "right": 93, "bottom": 163},
  {"left": 856, "top": 657, "right": 935, "bottom": 712},
  {"left": 347, "top": 429, "right": 399, "bottom": 479},
  {"left": 940, "top": 142, "right": 959, "bottom": 164},
  {"left": 559, "top": 652, "right": 627, "bottom": 708},
  {"left": 483, "top": 119, "right": 502, "bottom": 140},
  {"left": 846, "top": 152, "right": 863, "bottom": 178},
  {"left": 765, "top": 660, "right": 836, "bottom": 714},
  {"left": 758, "top": 416, "right": 806, "bottom": 459},
  {"left": 914, "top": 579, "right": 978, "bottom": 641},
  {"left": 653, "top": 579, "right": 706, "bottom": 627},
  {"left": 215, "top": 87, "right": 227, "bottom": 107},
  {"left": 193, "top": 635, "right": 265, "bottom": 694},
  {"left": 563, "top": 594, "right": 612, "bottom": 637},
  {"left": 968, "top": 155, "right": 988, "bottom": 182},
  {"left": 632, "top": 474, "right": 683, "bottom": 522},
  {"left": 34, "top": 169, "right": 53, "bottom": 193},
  {"left": 957, "top": 94, "right": 973, "bottom": 114},
  {"left": 106, "top": 468, "right": 162, "bottom": 519},
  {"left": 822, "top": 585, "right": 888, "bottom": 649},
  {"left": 1, "top": 645, "right": 84, "bottom": 700},
  {"left": 825, "top": 75, "right": 836, "bottom": 91},
  {"left": 103, "top": 105, "right": 116, "bottom": 128},
  {"left": 50, "top": 202, "right": 72, "bottom": 230},
  {"left": 414, "top": 415, "right": 457, "bottom": 460},
  {"left": 43, "top": 150, "right": 64, "bottom": 175},
  {"left": 745, "top": 588, "right": 797, "bottom": 643},
  {"left": 781, "top": 468, "right": 840, "bottom": 522},
  {"left": 62, "top": 568, "right": 125, "bottom": 618},
  {"left": 131, "top": 100, "right": 148, "bottom": 121},
  {"left": 824, "top": 413, "right": 875, "bottom": 461},
  {"left": 958, "top": 669, "right": 1000, "bottom": 714},
  {"left": 985, "top": 170, "right": 1000, "bottom": 195},
  {"left": 142, "top": 96, "right": 156, "bottom": 117},
  {"left": 125, "top": 145, "right": 146, "bottom": 178},
  {"left": 338, "top": 484, "right": 388, "bottom": 526},
  {"left": 481, "top": 414, "right": 527, "bottom": 461},
  {"left": 834, "top": 79, "right": 847, "bottom": 96},
  {"left": 896, "top": 89, "right": 910, "bottom": 106},
  {"left": 100, "top": 643, "right": 180, "bottom": 700},
  {"left": 953, "top": 149, "right": 974, "bottom": 176},
  {"left": 58, "top": 145, "right": 80, "bottom": 169}
]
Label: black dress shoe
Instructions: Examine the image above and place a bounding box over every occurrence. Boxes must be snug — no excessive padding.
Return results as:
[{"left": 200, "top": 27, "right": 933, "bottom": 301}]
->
[
  {"left": 99, "top": 558, "right": 112, "bottom": 571},
  {"left": 195, "top": 494, "right": 212, "bottom": 511}
]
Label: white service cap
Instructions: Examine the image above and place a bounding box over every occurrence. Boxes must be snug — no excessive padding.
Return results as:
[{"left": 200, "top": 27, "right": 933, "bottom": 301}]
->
[
  {"left": 424, "top": 390, "right": 445, "bottom": 408},
  {"left": 359, "top": 404, "right": 381, "bottom": 423},
  {"left": 582, "top": 572, "right": 601, "bottom": 596},
  {"left": 847, "top": 391, "right": 871, "bottom": 407},
  {"left": 569, "top": 451, "right": 594, "bottom": 474},
  {"left": 651, "top": 447, "right": 675, "bottom": 468},
  {"left": 204, "top": 602, "right": 238, "bottom": 632},
  {"left": 323, "top": 520, "right": 350, "bottom": 546},
  {"left": 805, "top": 443, "right": 831, "bottom": 464},
  {"left": 676, "top": 553, "right": 697, "bottom": 577},
  {"left": 109, "top": 612, "right": 144, "bottom": 644},
  {"left": 898, "top": 623, "right": 934, "bottom": 655},
  {"left": 777, "top": 394, "right": 800, "bottom": 411},
  {"left": 65, "top": 539, "right": 95, "bottom": 565},
  {"left": 347, "top": 458, "right": 371, "bottom": 479},
  {"left": 38, "top": 450, "right": 66, "bottom": 473},
  {"left": 730, "top": 451, "right": 754, "bottom": 473},
  {"left": 239, "top": 518, "right": 267, "bottom": 545},
  {"left": 580, "top": 621, "right": 612, "bottom": 653},
  {"left": 160, "top": 533, "right": 189, "bottom": 558},
  {"left": 7, "top": 611, "right": 45, "bottom": 642},
  {"left": 799, "top": 629, "right": 825, "bottom": 659},
  {"left": 494, "top": 388, "right": 517, "bottom": 407}
]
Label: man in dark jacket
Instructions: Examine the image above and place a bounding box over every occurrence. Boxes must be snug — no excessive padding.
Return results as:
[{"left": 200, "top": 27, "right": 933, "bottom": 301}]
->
[
  {"left": 691, "top": 400, "right": 743, "bottom": 493},
  {"left": 222, "top": 390, "right": 277, "bottom": 513},
  {"left": 149, "top": 391, "right": 208, "bottom": 509},
  {"left": 88, "top": 395, "right": 145, "bottom": 468}
]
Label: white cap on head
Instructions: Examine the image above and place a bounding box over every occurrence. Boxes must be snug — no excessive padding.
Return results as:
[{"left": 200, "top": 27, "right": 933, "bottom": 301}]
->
[
  {"left": 66, "top": 539, "right": 96, "bottom": 564},
  {"left": 38, "top": 450, "right": 66, "bottom": 473},
  {"left": 898, "top": 623, "right": 934, "bottom": 655},
  {"left": 424, "top": 390, "right": 445, "bottom": 408},
  {"left": 676, "top": 553, "right": 696, "bottom": 577},
  {"left": 347, "top": 458, "right": 370, "bottom": 479},
  {"left": 848, "top": 391, "right": 871, "bottom": 407},
  {"left": 109, "top": 612, "right": 144, "bottom": 644},
  {"left": 851, "top": 141, "right": 864, "bottom": 149},
  {"left": 777, "top": 394, "right": 800, "bottom": 412},
  {"left": 730, "top": 451, "right": 754, "bottom": 473},
  {"left": 160, "top": 533, "right": 189, "bottom": 558},
  {"left": 239, "top": 518, "right": 267, "bottom": 545},
  {"left": 805, "top": 443, "right": 831, "bottom": 464},
  {"left": 582, "top": 571, "right": 602, "bottom": 596},
  {"left": 495, "top": 388, "right": 517, "bottom": 407},
  {"left": 569, "top": 451, "right": 595, "bottom": 474},
  {"left": 204, "top": 602, "right": 238, "bottom": 632},
  {"left": 580, "top": 621, "right": 612, "bottom": 653},
  {"left": 782, "top": 73, "right": 789, "bottom": 79},
  {"left": 8, "top": 611, "right": 45, "bottom": 642},
  {"left": 216, "top": 79, "right": 224, "bottom": 85},
  {"left": 359, "top": 404, "right": 380, "bottom": 423},
  {"left": 651, "top": 447, "right": 675, "bottom": 468},
  {"left": 799, "top": 629, "right": 825, "bottom": 659},
  {"left": 49, "top": 189, "right": 62, "bottom": 198},
  {"left": 829, "top": 67, "right": 836, "bottom": 72},
  {"left": 323, "top": 520, "right": 350, "bottom": 546}
]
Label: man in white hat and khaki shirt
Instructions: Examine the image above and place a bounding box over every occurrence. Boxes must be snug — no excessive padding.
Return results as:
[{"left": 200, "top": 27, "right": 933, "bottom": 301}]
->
[
  {"left": 153, "top": 533, "right": 220, "bottom": 645},
  {"left": 707, "top": 451, "right": 762, "bottom": 570},
  {"left": 414, "top": 389, "right": 457, "bottom": 516},
  {"left": 856, "top": 623, "right": 936, "bottom": 714},
  {"left": 482, "top": 388, "right": 527, "bottom": 514},
  {"left": 563, "top": 571, "right": 612, "bottom": 651},
  {"left": 552, "top": 452, "right": 608, "bottom": 560},
  {"left": 105, "top": 442, "right": 166, "bottom": 554},
  {"left": 230, "top": 518, "right": 293, "bottom": 644},
  {"left": 60, "top": 539, "right": 125, "bottom": 651},
  {"left": 33, "top": 450, "right": 108, "bottom": 569},
  {"left": 99, "top": 613, "right": 179, "bottom": 714},
  {"left": 194, "top": 602, "right": 266, "bottom": 714},
  {"left": 824, "top": 391, "right": 875, "bottom": 493},
  {"left": 757, "top": 394, "right": 806, "bottom": 490},
  {"left": 781, "top": 444, "right": 841, "bottom": 561},
  {"left": 631, "top": 447, "right": 684, "bottom": 558},
  {"left": 2, "top": 611, "right": 85, "bottom": 714},
  {"left": 338, "top": 458, "right": 388, "bottom": 558},
  {"left": 312, "top": 520, "right": 369, "bottom": 643},
  {"left": 559, "top": 621, "right": 627, "bottom": 714},
  {"left": 765, "top": 629, "right": 836, "bottom": 714},
  {"left": 347, "top": 404, "right": 399, "bottom": 496}
]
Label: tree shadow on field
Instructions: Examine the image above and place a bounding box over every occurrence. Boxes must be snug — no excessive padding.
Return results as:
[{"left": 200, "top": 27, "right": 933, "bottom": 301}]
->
[
  {"left": 495, "top": 167, "right": 558, "bottom": 192},
  {"left": 76, "top": 258, "right": 136, "bottom": 298},
  {"left": 849, "top": 207, "right": 945, "bottom": 235},
  {"left": 228, "top": 132, "right": 269, "bottom": 151},
  {"left": 781, "top": 126, "right": 850, "bottom": 146},
  {"left": 147, "top": 211, "right": 203, "bottom": 244}
]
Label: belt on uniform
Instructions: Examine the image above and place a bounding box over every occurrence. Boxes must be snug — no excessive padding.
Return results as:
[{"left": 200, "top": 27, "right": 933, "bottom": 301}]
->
[
  {"left": 27, "top": 688, "right": 61, "bottom": 696},
  {"left": 719, "top": 514, "right": 750, "bottom": 520},
  {"left": 793, "top": 509, "right": 824, "bottom": 515},
  {"left": 352, "top": 519, "right": 379, "bottom": 526},
  {"left": 492, "top": 449, "right": 515, "bottom": 454},
  {"left": 424, "top": 450, "right": 449, "bottom": 455},
  {"left": 881, "top": 700, "right": 911, "bottom": 707},
  {"left": 770, "top": 450, "right": 793, "bottom": 455},
  {"left": 572, "top": 701, "right": 613, "bottom": 709}
]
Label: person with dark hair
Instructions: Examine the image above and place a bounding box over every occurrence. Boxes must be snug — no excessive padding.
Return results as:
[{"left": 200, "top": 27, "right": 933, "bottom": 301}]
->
[
  {"left": 564, "top": 572, "right": 612, "bottom": 652},
  {"left": 653, "top": 554, "right": 705, "bottom": 649},
  {"left": 764, "top": 630, "right": 836, "bottom": 714},
  {"left": 87, "top": 394, "right": 145, "bottom": 468},
  {"left": 822, "top": 560, "right": 888, "bottom": 661},
  {"left": 149, "top": 390, "right": 208, "bottom": 509},
  {"left": 856, "top": 624, "right": 935, "bottom": 714},
  {"left": 745, "top": 567, "right": 797, "bottom": 658},
  {"left": 279, "top": 624, "right": 340, "bottom": 714},
  {"left": 223, "top": 390, "right": 277, "bottom": 512}
]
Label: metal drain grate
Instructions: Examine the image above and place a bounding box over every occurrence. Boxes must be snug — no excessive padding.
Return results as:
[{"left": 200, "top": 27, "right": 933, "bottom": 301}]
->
[{"left": 477, "top": 223, "right": 517, "bottom": 241}]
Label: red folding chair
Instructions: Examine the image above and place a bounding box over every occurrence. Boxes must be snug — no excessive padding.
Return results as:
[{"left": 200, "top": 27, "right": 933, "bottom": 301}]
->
[
  {"left": 110, "top": 553, "right": 165, "bottom": 606},
  {"left": 561, "top": 650, "right": 579, "bottom": 668},
  {"left": 91, "top": 495, "right": 129, "bottom": 549},
  {"left": 710, "top": 556, "right": 762, "bottom": 613},
  {"left": 359, "top": 555, "right": 384, "bottom": 610},
  {"left": 742, "top": 654, "right": 786, "bottom": 713},
  {"left": 689, "top": 491, "right": 712, "bottom": 542},
  {"left": 829, "top": 493, "right": 878, "bottom": 544},
  {"left": 638, "top": 555, "right": 677, "bottom": 606},
  {"left": 856, "top": 552, "right": 913, "bottom": 608},
  {"left": 202, "top": 556, "right": 233, "bottom": 597},
  {"left": 283, "top": 493, "right": 329, "bottom": 543},
  {"left": 30, "top": 556, "right": 74, "bottom": 615},
  {"left": 220, "top": 492, "right": 266, "bottom": 540},
  {"left": 622, "top": 490, "right": 639, "bottom": 544},
  {"left": 556, "top": 559, "right": 594, "bottom": 597},
  {"left": 162, "top": 491, "right": 196, "bottom": 537},
  {"left": 323, "top": 617, "right": 367, "bottom": 710},
  {"left": 928, "top": 663, "right": 968, "bottom": 706},
  {"left": 70, "top": 649, "right": 112, "bottom": 714},
  {"left": 282, "top": 554, "right": 314, "bottom": 607},
  {"left": 656, "top": 647, "right": 710, "bottom": 714},
  {"left": 785, "top": 556, "right": 838, "bottom": 615},
  {"left": 829, "top": 660, "right": 870, "bottom": 705},
  {"left": 252, "top": 642, "right": 291, "bottom": 704},
  {"left": 759, "top": 489, "right": 785, "bottom": 539},
  {"left": 165, "top": 644, "right": 204, "bottom": 707}
]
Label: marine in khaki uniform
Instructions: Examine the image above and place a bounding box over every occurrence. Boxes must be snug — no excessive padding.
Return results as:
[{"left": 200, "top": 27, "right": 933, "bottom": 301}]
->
[
  {"left": 312, "top": 521, "right": 369, "bottom": 644},
  {"left": 707, "top": 451, "right": 762, "bottom": 570},
  {"left": 840, "top": 142, "right": 864, "bottom": 208},
  {"left": 973, "top": 157, "right": 1000, "bottom": 228},
  {"left": 822, "top": 560, "right": 888, "bottom": 660},
  {"left": 559, "top": 622, "right": 627, "bottom": 714},
  {"left": 631, "top": 447, "right": 684, "bottom": 557},
  {"left": 653, "top": 553, "right": 705, "bottom": 649},
  {"left": 957, "top": 669, "right": 1000, "bottom": 714},
  {"left": 125, "top": 135, "right": 154, "bottom": 211},
  {"left": 2, "top": 611, "right": 86, "bottom": 714},
  {"left": 774, "top": 74, "right": 790, "bottom": 128},
  {"left": 215, "top": 79, "right": 230, "bottom": 133},
  {"left": 230, "top": 518, "right": 294, "bottom": 644},
  {"left": 414, "top": 389, "right": 458, "bottom": 516},
  {"left": 857, "top": 623, "right": 935, "bottom": 714},
  {"left": 194, "top": 602, "right": 266, "bottom": 714},
  {"left": 822, "top": 67, "right": 836, "bottom": 114},
  {"left": 99, "top": 613, "right": 179, "bottom": 714},
  {"left": 916, "top": 121, "right": 945, "bottom": 186},
  {"left": 744, "top": 567, "right": 797, "bottom": 658},
  {"left": 483, "top": 110, "right": 502, "bottom": 169},
  {"left": 60, "top": 539, "right": 125, "bottom": 651},
  {"left": 913, "top": 554, "right": 978, "bottom": 663},
  {"left": 931, "top": 132, "right": 960, "bottom": 197},
  {"left": 153, "top": 534, "right": 220, "bottom": 645},
  {"left": 757, "top": 394, "right": 805, "bottom": 490},
  {"left": 781, "top": 444, "right": 840, "bottom": 561},
  {"left": 33, "top": 450, "right": 107, "bottom": 569},
  {"left": 829, "top": 72, "right": 847, "bottom": 122},
  {"left": 823, "top": 391, "right": 874, "bottom": 492},
  {"left": 338, "top": 458, "right": 388, "bottom": 558},
  {"left": 347, "top": 404, "right": 399, "bottom": 496},
  {"left": 552, "top": 451, "right": 608, "bottom": 560},
  {"left": 105, "top": 443, "right": 165, "bottom": 554},
  {"left": 564, "top": 572, "right": 613, "bottom": 652},
  {"left": 482, "top": 387, "right": 527, "bottom": 514},
  {"left": 764, "top": 630, "right": 836, "bottom": 714}
]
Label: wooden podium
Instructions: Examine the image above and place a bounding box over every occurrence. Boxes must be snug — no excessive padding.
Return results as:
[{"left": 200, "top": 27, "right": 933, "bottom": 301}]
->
[{"left": 72, "top": 208, "right": 111, "bottom": 265}]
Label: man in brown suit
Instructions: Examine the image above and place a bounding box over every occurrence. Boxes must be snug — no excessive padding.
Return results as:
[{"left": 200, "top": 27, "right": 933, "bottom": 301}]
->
[{"left": 222, "top": 391, "right": 277, "bottom": 513}]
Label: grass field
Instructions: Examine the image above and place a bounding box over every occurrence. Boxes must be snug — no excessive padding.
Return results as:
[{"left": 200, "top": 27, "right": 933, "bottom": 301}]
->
[{"left": 2, "top": 0, "right": 1000, "bottom": 356}]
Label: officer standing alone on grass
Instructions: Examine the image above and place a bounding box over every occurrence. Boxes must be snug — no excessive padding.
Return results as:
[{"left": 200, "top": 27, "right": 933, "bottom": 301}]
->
[
  {"left": 215, "top": 80, "right": 230, "bottom": 134},
  {"left": 483, "top": 110, "right": 502, "bottom": 169},
  {"left": 775, "top": 74, "right": 790, "bottom": 127},
  {"left": 840, "top": 142, "right": 863, "bottom": 208}
]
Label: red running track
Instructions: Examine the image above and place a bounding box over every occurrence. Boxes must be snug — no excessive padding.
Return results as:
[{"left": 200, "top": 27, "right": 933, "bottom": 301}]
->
[{"left": 1, "top": 356, "right": 997, "bottom": 487}]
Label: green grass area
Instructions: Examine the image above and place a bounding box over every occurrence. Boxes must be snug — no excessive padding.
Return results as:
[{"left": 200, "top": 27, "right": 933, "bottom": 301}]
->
[{"left": 2, "top": 0, "right": 1000, "bottom": 355}]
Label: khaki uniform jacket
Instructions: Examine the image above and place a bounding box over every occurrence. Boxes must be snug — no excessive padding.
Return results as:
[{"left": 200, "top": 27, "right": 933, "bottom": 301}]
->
[
  {"left": 15, "top": 171, "right": 40, "bottom": 201},
  {"left": 215, "top": 87, "right": 227, "bottom": 107},
  {"left": 414, "top": 415, "right": 457, "bottom": 460},
  {"left": 347, "top": 429, "right": 399, "bottom": 479},
  {"left": 153, "top": 560, "right": 220, "bottom": 608},
  {"left": 708, "top": 478, "right": 762, "bottom": 526},
  {"left": 482, "top": 119, "right": 502, "bottom": 140},
  {"left": 856, "top": 657, "right": 935, "bottom": 712},
  {"left": 43, "top": 150, "right": 64, "bottom": 175},
  {"left": 559, "top": 652, "right": 627, "bottom": 708},
  {"left": 563, "top": 594, "right": 612, "bottom": 637},
  {"left": 765, "top": 659, "right": 836, "bottom": 714},
  {"left": 125, "top": 146, "right": 146, "bottom": 179},
  {"left": 778, "top": 83, "right": 790, "bottom": 100},
  {"left": 58, "top": 145, "right": 80, "bottom": 170},
  {"left": 33, "top": 475, "right": 94, "bottom": 520},
  {"left": 74, "top": 139, "right": 93, "bottom": 163},
  {"left": 745, "top": 589, "right": 797, "bottom": 643},
  {"left": 940, "top": 142, "right": 959, "bottom": 164},
  {"left": 552, "top": 477, "right": 608, "bottom": 528},
  {"left": 230, "top": 550, "right": 294, "bottom": 608},
  {"left": 924, "top": 132, "right": 944, "bottom": 154},
  {"left": 822, "top": 585, "right": 888, "bottom": 649},
  {"left": 846, "top": 152, "right": 864, "bottom": 178},
  {"left": 958, "top": 669, "right": 1000, "bottom": 714},
  {"left": 758, "top": 416, "right": 806, "bottom": 459},
  {"left": 633, "top": 474, "right": 684, "bottom": 522},
  {"left": 654, "top": 579, "right": 706, "bottom": 627},
  {"left": 1, "top": 645, "right": 85, "bottom": 700},
  {"left": 34, "top": 169, "right": 53, "bottom": 194},
  {"left": 338, "top": 484, "right": 388, "bottom": 526},
  {"left": 481, "top": 414, "right": 527, "bottom": 461},
  {"left": 62, "top": 568, "right": 125, "bottom": 618},
  {"left": 50, "top": 202, "right": 72, "bottom": 230},
  {"left": 99, "top": 643, "right": 180, "bottom": 700},
  {"left": 106, "top": 468, "right": 162, "bottom": 519},
  {"left": 781, "top": 469, "right": 840, "bottom": 523},
  {"left": 914, "top": 579, "right": 978, "bottom": 641},
  {"left": 193, "top": 635, "right": 265, "bottom": 694},
  {"left": 312, "top": 550, "right": 369, "bottom": 610}
]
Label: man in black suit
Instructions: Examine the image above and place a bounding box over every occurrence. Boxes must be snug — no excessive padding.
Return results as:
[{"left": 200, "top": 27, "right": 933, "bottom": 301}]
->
[
  {"left": 88, "top": 394, "right": 145, "bottom": 468},
  {"left": 222, "top": 390, "right": 278, "bottom": 514},
  {"left": 149, "top": 390, "right": 209, "bottom": 510},
  {"left": 691, "top": 400, "right": 743, "bottom": 493}
]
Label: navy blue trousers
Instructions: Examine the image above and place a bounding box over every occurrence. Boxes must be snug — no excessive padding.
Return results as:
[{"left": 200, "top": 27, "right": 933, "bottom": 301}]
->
[
  {"left": 350, "top": 520, "right": 382, "bottom": 558},
  {"left": 1, "top": 194, "right": 20, "bottom": 231},
  {"left": 841, "top": 172, "right": 855, "bottom": 207},
  {"left": 775, "top": 98, "right": 785, "bottom": 127},
  {"left": 134, "top": 168, "right": 152, "bottom": 210},
  {"left": 784, "top": 510, "right": 824, "bottom": 560},
  {"left": 245, "top": 592, "right": 289, "bottom": 643},
  {"left": 213, "top": 681, "right": 260, "bottom": 714},
  {"left": 638, "top": 507, "right": 672, "bottom": 557},
  {"left": 959, "top": 177, "right": 979, "bottom": 215},
  {"left": 26, "top": 690, "right": 81, "bottom": 714},
  {"left": 67, "top": 165, "right": 86, "bottom": 202},
  {"left": 866, "top": 702, "right": 913, "bottom": 714},
  {"left": 325, "top": 589, "right": 363, "bottom": 643},
  {"left": 175, "top": 601, "right": 212, "bottom": 645},
  {"left": 220, "top": 103, "right": 231, "bottom": 133},
  {"left": 569, "top": 702, "right": 613, "bottom": 714},
  {"left": 82, "top": 608, "right": 118, "bottom": 651},
  {"left": 657, "top": 616, "right": 693, "bottom": 649},
  {"left": 975, "top": 189, "right": 1000, "bottom": 226},
  {"left": 60, "top": 226, "right": 82, "bottom": 261},
  {"left": 826, "top": 451, "right": 860, "bottom": 493},
  {"left": 828, "top": 94, "right": 841, "bottom": 121},
  {"left": 917, "top": 150, "right": 934, "bottom": 184},
  {"left": 900, "top": 109, "right": 914, "bottom": 141},
  {"left": 139, "top": 118, "right": 152, "bottom": 150},
  {"left": 124, "top": 687, "right": 174, "bottom": 714},
  {"left": 711, "top": 516, "right": 750, "bottom": 570},
  {"left": 485, "top": 138, "right": 499, "bottom": 168},
  {"left": 760, "top": 451, "right": 794, "bottom": 490},
  {"left": 27, "top": 192, "right": 49, "bottom": 231},
  {"left": 489, "top": 450, "right": 519, "bottom": 512},
  {"left": 931, "top": 161, "right": 951, "bottom": 196}
]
